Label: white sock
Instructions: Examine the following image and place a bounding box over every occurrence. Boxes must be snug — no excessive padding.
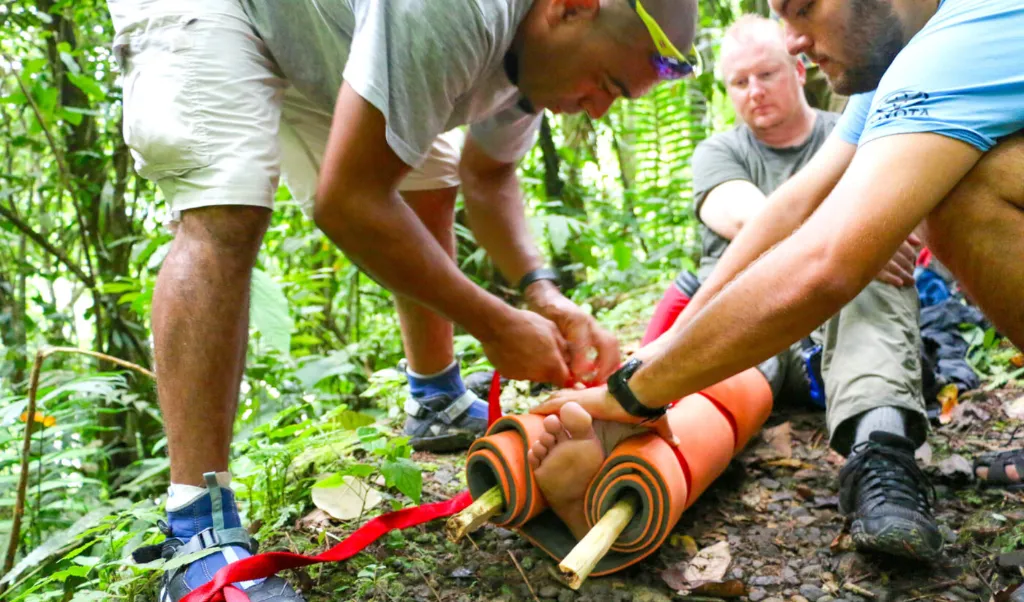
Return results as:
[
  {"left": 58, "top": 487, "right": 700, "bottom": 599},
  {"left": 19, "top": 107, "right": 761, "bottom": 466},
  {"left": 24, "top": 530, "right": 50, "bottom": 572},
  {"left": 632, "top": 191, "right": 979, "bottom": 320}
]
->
[
  {"left": 166, "top": 471, "right": 233, "bottom": 512},
  {"left": 854, "top": 407, "right": 906, "bottom": 447}
]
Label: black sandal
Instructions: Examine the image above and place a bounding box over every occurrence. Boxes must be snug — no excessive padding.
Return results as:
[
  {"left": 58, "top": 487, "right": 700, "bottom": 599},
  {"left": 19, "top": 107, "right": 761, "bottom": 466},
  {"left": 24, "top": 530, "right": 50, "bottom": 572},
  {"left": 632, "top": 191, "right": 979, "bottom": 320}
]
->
[{"left": 973, "top": 448, "right": 1024, "bottom": 491}]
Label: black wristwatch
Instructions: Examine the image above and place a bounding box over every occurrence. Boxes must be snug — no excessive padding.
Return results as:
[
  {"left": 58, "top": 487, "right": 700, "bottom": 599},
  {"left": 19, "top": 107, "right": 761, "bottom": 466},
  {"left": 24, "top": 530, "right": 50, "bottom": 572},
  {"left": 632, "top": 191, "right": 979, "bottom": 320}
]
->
[
  {"left": 517, "top": 267, "right": 560, "bottom": 293},
  {"left": 607, "top": 358, "right": 666, "bottom": 421}
]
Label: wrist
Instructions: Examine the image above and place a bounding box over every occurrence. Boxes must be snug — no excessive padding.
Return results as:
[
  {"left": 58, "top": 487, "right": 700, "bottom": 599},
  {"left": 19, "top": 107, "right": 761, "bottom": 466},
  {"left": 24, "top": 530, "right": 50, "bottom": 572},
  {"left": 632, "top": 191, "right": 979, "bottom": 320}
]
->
[
  {"left": 524, "top": 279, "right": 562, "bottom": 311},
  {"left": 608, "top": 358, "right": 667, "bottom": 419}
]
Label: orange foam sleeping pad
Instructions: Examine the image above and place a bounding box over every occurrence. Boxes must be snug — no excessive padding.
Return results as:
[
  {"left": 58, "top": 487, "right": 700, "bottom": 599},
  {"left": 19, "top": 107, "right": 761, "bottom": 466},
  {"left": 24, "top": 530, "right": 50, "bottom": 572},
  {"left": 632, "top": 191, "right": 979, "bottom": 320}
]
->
[{"left": 465, "top": 367, "right": 773, "bottom": 576}]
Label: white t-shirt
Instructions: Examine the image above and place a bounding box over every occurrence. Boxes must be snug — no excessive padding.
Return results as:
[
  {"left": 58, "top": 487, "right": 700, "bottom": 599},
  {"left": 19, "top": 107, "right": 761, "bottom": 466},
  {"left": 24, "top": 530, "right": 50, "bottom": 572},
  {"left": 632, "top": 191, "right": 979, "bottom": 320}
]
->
[{"left": 241, "top": 0, "right": 542, "bottom": 167}]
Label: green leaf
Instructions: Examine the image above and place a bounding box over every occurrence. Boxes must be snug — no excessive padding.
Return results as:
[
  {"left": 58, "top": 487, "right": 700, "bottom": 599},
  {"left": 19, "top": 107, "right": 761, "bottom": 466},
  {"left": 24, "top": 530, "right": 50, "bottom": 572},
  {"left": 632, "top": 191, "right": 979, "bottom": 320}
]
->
[
  {"left": 613, "top": 241, "right": 633, "bottom": 271},
  {"left": 342, "top": 463, "right": 376, "bottom": 478},
  {"left": 381, "top": 458, "right": 422, "bottom": 504},
  {"left": 313, "top": 473, "right": 347, "bottom": 489},
  {"left": 67, "top": 72, "right": 105, "bottom": 100},
  {"left": 250, "top": 268, "right": 294, "bottom": 356},
  {"left": 333, "top": 410, "right": 375, "bottom": 430}
]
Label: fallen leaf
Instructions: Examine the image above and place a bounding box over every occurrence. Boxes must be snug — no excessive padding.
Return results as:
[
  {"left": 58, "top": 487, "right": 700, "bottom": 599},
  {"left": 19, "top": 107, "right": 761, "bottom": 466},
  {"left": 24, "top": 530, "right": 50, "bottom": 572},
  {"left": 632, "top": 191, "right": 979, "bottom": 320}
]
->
[
  {"left": 311, "top": 475, "right": 383, "bottom": 520},
  {"left": 829, "top": 533, "right": 855, "bottom": 554},
  {"left": 661, "top": 541, "right": 732, "bottom": 592},
  {"left": 915, "top": 442, "right": 933, "bottom": 467},
  {"left": 795, "top": 485, "right": 814, "bottom": 500},
  {"left": 938, "top": 383, "right": 959, "bottom": 425},
  {"left": 765, "top": 458, "right": 814, "bottom": 470},
  {"left": 295, "top": 508, "right": 332, "bottom": 531},
  {"left": 1005, "top": 394, "right": 1024, "bottom": 420},
  {"left": 669, "top": 534, "right": 699, "bottom": 557},
  {"left": 762, "top": 422, "right": 793, "bottom": 459},
  {"left": 937, "top": 454, "right": 974, "bottom": 480},
  {"left": 1011, "top": 353, "right": 1024, "bottom": 368},
  {"left": 693, "top": 579, "right": 747, "bottom": 598}
]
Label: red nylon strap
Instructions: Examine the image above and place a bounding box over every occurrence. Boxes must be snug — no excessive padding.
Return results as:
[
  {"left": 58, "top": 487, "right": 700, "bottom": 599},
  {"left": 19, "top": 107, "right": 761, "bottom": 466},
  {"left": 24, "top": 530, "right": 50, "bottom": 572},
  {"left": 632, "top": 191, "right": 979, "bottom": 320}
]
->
[{"left": 181, "top": 373, "right": 506, "bottom": 602}]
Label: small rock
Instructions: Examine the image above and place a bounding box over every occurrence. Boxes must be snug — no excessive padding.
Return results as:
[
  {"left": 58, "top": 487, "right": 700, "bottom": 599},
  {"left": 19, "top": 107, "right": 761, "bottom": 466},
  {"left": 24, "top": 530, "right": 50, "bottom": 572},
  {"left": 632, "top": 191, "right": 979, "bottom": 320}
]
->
[
  {"left": 612, "top": 590, "right": 631, "bottom": 602},
  {"left": 783, "top": 567, "right": 800, "bottom": 585},
  {"left": 791, "top": 596, "right": 810, "bottom": 602},
  {"left": 791, "top": 506, "right": 811, "bottom": 518},
  {"left": 940, "top": 524, "right": 958, "bottom": 544},
  {"left": 558, "top": 591, "right": 575, "bottom": 602},
  {"left": 800, "top": 584, "right": 827, "bottom": 600},
  {"left": 799, "top": 565, "right": 823, "bottom": 580},
  {"left": 948, "top": 587, "right": 975, "bottom": 600},
  {"left": 763, "top": 478, "right": 782, "bottom": 490},
  {"left": 816, "top": 597, "right": 836, "bottom": 602},
  {"left": 539, "top": 585, "right": 561, "bottom": 599},
  {"left": 751, "top": 575, "right": 784, "bottom": 587},
  {"left": 835, "top": 552, "right": 870, "bottom": 577},
  {"left": 753, "top": 560, "right": 765, "bottom": 569},
  {"left": 998, "top": 550, "right": 1024, "bottom": 568},
  {"left": 764, "top": 598, "right": 786, "bottom": 602},
  {"left": 450, "top": 567, "right": 474, "bottom": 579},
  {"left": 731, "top": 567, "right": 745, "bottom": 580},
  {"left": 493, "top": 527, "right": 516, "bottom": 539},
  {"left": 749, "top": 589, "right": 768, "bottom": 602},
  {"left": 797, "top": 515, "right": 818, "bottom": 527},
  {"left": 962, "top": 575, "right": 983, "bottom": 591},
  {"left": 521, "top": 556, "right": 534, "bottom": 571}
]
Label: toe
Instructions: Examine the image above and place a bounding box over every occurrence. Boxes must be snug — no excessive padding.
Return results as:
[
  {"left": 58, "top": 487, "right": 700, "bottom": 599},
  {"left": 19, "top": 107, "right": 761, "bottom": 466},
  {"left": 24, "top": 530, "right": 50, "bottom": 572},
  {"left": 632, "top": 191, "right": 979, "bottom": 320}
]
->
[
  {"left": 543, "top": 414, "right": 568, "bottom": 443},
  {"left": 540, "top": 431, "right": 556, "bottom": 448},
  {"left": 528, "top": 448, "right": 540, "bottom": 470},
  {"left": 559, "top": 402, "right": 595, "bottom": 440},
  {"left": 531, "top": 440, "right": 550, "bottom": 463}
]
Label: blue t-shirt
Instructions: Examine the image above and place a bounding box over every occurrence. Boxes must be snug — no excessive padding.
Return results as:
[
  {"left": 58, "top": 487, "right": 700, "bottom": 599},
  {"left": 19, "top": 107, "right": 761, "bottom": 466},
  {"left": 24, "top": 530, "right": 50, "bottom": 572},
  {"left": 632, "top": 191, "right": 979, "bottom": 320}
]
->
[{"left": 836, "top": 0, "right": 1024, "bottom": 152}]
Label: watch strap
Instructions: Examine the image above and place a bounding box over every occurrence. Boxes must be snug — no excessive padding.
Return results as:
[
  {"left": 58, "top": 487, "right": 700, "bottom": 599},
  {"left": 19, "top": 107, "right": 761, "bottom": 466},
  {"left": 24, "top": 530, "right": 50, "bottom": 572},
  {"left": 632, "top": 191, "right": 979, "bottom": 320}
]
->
[
  {"left": 608, "top": 358, "right": 666, "bottom": 420},
  {"left": 517, "top": 267, "right": 560, "bottom": 293}
]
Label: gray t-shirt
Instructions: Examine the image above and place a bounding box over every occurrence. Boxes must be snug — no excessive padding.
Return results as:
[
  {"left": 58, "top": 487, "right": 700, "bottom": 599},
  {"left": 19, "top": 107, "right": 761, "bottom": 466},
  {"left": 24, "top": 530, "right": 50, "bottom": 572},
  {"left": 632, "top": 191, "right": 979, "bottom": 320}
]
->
[
  {"left": 240, "top": 0, "right": 542, "bottom": 167},
  {"left": 692, "top": 110, "right": 839, "bottom": 281}
]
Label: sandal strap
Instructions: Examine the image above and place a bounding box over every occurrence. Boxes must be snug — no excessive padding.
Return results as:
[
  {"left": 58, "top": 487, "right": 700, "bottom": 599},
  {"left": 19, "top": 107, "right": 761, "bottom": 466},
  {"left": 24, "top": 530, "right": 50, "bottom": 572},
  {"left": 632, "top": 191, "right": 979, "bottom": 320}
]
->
[
  {"left": 977, "top": 449, "right": 1024, "bottom": 484},
  {"left": 404, "top": 391, "right": 478, "bottom": 425}
]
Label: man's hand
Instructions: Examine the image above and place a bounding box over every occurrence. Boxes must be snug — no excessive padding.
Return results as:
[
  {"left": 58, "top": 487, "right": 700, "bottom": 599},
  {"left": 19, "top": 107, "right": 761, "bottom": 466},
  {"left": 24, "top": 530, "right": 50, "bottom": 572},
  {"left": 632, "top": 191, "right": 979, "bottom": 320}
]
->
[
  {"left": 524, "top": 281, "right": 620, "bottom": 385},
  {"left": 531, "top": 385, "right": 679, "bottom": 445},
  {"left": 875, "top": 233, "right": 922, "bottom": 287},
  {"left": 481, "top": 307, "right": 573, "bottom": 385}
]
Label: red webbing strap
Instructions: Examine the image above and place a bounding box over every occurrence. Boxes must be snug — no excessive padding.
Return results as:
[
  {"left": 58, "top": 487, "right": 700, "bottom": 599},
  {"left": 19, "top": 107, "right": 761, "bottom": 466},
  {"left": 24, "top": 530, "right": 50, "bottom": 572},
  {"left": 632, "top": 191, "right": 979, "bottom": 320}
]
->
[
  {"left": 181, "top": 373, "right": 506, "bottom": 602},
  {"left": 488, "top": 370, "right": 503, "bottom": 425}
]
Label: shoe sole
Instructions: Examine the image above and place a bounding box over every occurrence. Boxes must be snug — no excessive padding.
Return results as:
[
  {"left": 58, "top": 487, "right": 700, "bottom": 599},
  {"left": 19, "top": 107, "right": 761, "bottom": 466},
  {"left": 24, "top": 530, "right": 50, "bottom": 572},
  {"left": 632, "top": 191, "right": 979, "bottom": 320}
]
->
[
  {"left": 850, "top": 517, "right": 943, "bottom": 561},
  {"left": 409, "top": 431, "right": 479, "bottom": 453}
]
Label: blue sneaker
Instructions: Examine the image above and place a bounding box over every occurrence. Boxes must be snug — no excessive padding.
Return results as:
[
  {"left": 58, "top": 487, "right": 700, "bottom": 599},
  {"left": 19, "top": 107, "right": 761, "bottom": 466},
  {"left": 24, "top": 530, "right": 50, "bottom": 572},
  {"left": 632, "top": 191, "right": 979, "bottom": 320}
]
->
[{"left": 131, "top": 473, "right": 303, "bottom": 601}]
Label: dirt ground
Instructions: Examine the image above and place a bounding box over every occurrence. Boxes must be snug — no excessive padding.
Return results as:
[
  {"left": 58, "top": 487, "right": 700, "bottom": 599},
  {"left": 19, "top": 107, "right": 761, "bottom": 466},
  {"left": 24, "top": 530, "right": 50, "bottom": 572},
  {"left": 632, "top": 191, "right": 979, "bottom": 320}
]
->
[{"left": 280, "top": 382, "right": 1024, "bottom": 602}]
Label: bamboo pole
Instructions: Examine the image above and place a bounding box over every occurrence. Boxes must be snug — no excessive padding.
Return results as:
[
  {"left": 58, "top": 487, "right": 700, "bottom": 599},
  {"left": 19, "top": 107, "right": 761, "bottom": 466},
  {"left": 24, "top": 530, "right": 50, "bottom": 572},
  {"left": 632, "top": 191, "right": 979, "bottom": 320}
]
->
[
  {"left": 445, "top": 486, "right": 504, "bottom": 542},
  {"left": 2, "top": 347, "right": 154, "bottom": 582},
  {"left": 559, "top": 494, "right": 640, "bottom": 590}
]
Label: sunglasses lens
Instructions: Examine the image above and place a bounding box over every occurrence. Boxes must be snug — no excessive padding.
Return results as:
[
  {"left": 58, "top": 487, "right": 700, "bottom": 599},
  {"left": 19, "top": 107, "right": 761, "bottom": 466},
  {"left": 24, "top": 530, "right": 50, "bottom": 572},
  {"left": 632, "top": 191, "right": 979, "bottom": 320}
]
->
[{"left": 651, "top": 56, "right": 694, "bottom": 80}]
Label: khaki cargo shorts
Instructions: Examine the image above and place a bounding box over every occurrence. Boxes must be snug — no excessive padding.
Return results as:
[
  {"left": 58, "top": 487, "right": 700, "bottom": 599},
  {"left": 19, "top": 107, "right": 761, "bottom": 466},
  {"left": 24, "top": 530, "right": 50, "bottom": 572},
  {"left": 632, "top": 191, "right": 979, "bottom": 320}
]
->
[{"left": 110, "top": 0, "right": 464, "bottom": 219}]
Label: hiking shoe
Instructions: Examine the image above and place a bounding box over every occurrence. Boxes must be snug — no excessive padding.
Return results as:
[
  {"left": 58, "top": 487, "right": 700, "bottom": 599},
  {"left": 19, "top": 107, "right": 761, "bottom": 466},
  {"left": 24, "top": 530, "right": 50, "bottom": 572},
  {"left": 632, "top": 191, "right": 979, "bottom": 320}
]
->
[
  {"left": 839, "top": 431, "right": 943, "bottom": 560},
  {"left": 131, "top": 521, "right": 303, "bottom": 602},
  {"left": 403, "top": 390, "right": 489, "bottom": 452}
]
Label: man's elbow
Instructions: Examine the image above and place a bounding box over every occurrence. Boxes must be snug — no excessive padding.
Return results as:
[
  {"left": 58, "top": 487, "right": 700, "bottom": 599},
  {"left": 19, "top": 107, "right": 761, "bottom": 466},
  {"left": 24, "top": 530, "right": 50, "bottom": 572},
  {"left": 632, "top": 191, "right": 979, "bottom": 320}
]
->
[{"left": 802, "top": 243, "right": 868, "bottom": 307}]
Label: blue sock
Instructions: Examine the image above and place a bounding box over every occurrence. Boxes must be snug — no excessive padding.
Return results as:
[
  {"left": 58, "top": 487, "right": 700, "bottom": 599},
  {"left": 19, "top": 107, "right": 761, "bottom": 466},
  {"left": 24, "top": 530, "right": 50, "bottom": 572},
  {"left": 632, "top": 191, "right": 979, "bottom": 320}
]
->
[
  {"left": 166, "top": 474, "right": 262, "bottom": 590},
  {"left": 406, "top": 360, "right": 467, "bottom": 400},
  {"left": 406, "top": 361, "right": 489, "bottom": 419}
]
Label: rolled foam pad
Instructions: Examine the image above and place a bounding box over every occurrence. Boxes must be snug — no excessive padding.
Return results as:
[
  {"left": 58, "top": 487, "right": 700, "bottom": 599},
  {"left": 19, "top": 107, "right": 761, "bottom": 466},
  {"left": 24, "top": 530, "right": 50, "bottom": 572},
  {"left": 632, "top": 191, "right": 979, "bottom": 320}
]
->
[
  {"left": 701, "top": 367, "right": 774, "bottom": 451},
  {"left": 464, "top": 367, "right": 774, "bottom": 577},
  {"left": 466, "top": 415, "right": 549, "bottom": 529}
]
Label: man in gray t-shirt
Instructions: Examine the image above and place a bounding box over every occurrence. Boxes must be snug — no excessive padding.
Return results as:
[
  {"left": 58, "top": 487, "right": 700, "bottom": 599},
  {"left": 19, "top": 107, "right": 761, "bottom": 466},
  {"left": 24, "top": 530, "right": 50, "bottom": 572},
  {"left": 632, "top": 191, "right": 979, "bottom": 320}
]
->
[
  {"left": 639, "top": 16, "right": 938, "bottom": 561},
  {"left": 108, "top": 0, "right": 699, "bottom": 599}
]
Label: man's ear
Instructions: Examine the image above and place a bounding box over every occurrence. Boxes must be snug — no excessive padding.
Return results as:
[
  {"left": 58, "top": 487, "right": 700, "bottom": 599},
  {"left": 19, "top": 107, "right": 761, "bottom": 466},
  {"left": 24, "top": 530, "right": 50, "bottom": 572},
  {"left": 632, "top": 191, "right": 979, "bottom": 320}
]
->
[
  {"left": 795, "top": 58, "right": 807, "bottom": 85},
  {"left": 546, "top": 0, "right": 600, "bottom": 26}
]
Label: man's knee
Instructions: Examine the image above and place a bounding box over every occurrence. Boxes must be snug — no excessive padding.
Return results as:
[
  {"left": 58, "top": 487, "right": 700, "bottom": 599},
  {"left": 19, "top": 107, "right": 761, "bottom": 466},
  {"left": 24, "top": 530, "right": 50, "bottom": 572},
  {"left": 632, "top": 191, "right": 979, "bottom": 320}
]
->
[{"left": 174, "top": 205, "right": 272, "bottom": 260}]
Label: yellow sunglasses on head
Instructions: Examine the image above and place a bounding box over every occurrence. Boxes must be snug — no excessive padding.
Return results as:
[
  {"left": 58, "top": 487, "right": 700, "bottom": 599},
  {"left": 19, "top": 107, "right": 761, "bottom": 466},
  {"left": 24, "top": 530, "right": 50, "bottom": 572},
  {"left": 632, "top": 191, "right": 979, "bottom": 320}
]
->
[{"left": 629, "top": 0, "right": 700, "bottom": 79}]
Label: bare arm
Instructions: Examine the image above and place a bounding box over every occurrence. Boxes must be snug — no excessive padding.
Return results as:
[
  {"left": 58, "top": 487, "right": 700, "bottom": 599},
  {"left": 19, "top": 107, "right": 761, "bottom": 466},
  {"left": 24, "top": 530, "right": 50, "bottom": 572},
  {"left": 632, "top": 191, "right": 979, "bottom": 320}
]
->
[
  {"left": 632, "top": 133, "right": 981, "bottom": 404},
  {"left": 698, "top": 180, "right": 769, "bottom": 241},
  {"left": 532, "top": 133, "right": 980, "bottom": 428},
  {"left": 315, "top": 84, "right": 571, "bottom": 383},
  {"left": 646, "top": 133, "right": 856, "bottom": 354},
  {"left": 461, "top": 136, "right": 620, "bottom": 382}
]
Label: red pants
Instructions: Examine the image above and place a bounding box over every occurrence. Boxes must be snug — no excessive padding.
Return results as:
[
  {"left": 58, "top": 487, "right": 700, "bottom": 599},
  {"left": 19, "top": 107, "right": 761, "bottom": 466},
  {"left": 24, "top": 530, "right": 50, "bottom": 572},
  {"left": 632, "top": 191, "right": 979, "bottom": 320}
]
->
[{"left": 641, "top": 285, "right": 691, "bottom": 346}]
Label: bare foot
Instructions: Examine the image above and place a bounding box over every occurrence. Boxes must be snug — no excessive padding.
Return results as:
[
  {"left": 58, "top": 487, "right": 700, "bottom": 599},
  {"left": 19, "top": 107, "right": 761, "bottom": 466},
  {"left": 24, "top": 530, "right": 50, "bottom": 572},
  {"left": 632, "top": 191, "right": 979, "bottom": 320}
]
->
[{"left": 527, "top": 402, "right": 606, "bottom": 540}]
